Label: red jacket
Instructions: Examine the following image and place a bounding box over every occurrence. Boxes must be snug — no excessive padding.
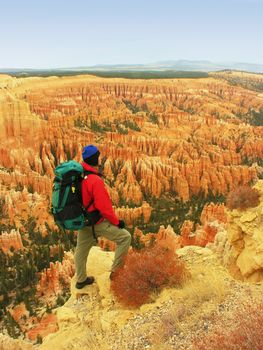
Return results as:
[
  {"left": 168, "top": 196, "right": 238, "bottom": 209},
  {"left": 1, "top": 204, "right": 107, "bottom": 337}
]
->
[{"left": 81, "top": 162, "right": 119, "bottom": 226}]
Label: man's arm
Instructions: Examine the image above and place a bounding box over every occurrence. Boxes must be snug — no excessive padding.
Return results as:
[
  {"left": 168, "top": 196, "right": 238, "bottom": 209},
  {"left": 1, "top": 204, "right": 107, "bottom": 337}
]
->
[{"left": 92, "top": 177, "right": 119, "bottom": 225}]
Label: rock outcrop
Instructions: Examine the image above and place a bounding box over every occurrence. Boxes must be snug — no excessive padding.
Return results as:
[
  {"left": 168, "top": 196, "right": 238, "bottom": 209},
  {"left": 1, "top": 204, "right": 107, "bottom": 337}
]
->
[
  {"left": 0, "top": 333, "right": 33, "bottom": 350},
  {"left": 37, "top": 252, "right": 75, "bottom": 298},
  {"left": 1, "top": 186, "right": 56, "bottom": 235},
  {"left": 27, "top": 313, "right": 58, "bottom": 342},
  {"left": 210, "top": 180, "right": 263, "bottom": 282},
  {"left": 200, "top": 203, "right": 227, "bottom": 225},
  {"left": 115, "top": 201, "right": 152, "bottom": 226},
  {"left": 0, "top": 229, "right": 23, "bottom": 253},
  {"left": 9, "top": 303, "right": 29, "bottom": 323},
  {"left": 36, "top": 240, "right": 263, "bottom": 350},
  {"left": 122, "top": 203, "right": 228, "bottom": 251}
]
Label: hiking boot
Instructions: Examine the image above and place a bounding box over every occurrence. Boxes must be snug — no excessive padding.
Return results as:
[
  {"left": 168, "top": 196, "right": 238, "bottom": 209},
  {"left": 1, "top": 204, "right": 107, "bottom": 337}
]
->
[{"left": 75, "top": 276, "right": 95, "bottom": 289}]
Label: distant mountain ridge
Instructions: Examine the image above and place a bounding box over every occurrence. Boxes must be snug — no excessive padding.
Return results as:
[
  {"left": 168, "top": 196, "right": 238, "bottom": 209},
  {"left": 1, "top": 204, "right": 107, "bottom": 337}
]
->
[{"left": 1, "top": 60, "right": 263, "bottom": 74}]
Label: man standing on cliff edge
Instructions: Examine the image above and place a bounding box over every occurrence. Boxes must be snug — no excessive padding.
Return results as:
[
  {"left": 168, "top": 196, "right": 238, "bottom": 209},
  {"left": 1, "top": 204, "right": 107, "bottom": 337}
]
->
[{"left": 74, "top": 144, "right": 131, "bottom": 289}]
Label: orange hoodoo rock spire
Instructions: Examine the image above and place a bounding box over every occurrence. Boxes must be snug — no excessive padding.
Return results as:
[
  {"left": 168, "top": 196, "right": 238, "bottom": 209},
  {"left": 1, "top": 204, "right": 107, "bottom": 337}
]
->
[{"left": 0, "top": 229, "right": 23, "bottom": 253}]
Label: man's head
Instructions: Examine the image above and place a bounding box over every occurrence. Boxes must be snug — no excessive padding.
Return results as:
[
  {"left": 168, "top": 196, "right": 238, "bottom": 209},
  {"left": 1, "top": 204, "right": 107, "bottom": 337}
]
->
[{"left": 82, "top": 145, "right": 100, "bottom": 166}]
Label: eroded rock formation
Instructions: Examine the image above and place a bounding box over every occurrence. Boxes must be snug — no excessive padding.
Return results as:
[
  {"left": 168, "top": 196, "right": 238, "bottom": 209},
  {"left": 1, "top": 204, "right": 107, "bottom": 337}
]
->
[
  {"left": 200, "top": 203, "right": 228, "bottom": 225},
  {"left": 210, "top": 180, "right": 263, "bottom": 282},
  {"left": 0, "top": 229, "right": 23, "bottom": 253},
  {"left": 0, "top": 74, "right": 262, "bottom": 215},
  {"left": 9, "top": 302, "right": 29, "bottom": 323},
  {"left": 0, "top": 73, "right": 262, "bottom": 341},
  {"left": 1, "top": 186, "right": 56, "bottom": 234},
  {"left": 27, "top": 313, "right": 58, "bottom": 341},
  {"left": 37, "top": 252, "right": 75, "bottom": 297},
  {"left": 115, "top": 201, "right": 152, "bottom": 226},
  {"left": 178, "top": 203, "right": 228, "bottom": 247},
  {"left": 123, "top": 203, "right": 228, "bottom": 251},
  {"left": 0, "top": 333, "right": 33, "bottom": 350}
]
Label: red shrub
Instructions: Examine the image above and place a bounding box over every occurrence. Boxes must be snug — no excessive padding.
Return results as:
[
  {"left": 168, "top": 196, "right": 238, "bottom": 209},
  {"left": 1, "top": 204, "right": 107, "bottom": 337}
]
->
[
  {"left": 192, "top": 302, "right": 263, "bottom": 350},
  {"left": 226, "top": 185, "right": 260, "bottom": 210},
  {"left": 111, "top": 245, "right": 189, "bottom": 308}
]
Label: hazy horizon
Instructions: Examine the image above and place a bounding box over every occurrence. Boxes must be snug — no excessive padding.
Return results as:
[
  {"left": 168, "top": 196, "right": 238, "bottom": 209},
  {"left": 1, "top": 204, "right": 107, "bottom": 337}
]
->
[
  {"left": 0, "top": 0, "right": 262, "bottom": 69},
  {"left": 1, "top": 59, "right": 263, "bottom": 71}
]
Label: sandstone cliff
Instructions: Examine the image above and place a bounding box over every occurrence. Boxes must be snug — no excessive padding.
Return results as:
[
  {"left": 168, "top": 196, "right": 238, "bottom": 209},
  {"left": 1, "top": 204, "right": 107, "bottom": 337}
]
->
[{"left": 209, "top": 179, "right": 263, "bottom": 282}]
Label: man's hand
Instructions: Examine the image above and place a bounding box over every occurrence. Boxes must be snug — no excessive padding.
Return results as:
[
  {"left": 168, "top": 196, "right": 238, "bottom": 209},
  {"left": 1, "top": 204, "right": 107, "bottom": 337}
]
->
[{"left": 117, "top": 220, "right": 125, "bottom": 229}]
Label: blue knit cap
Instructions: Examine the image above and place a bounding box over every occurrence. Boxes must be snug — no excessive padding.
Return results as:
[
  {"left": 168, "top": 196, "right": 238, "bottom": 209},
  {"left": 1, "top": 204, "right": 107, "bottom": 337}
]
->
[{"left": 82, "top": 145, "right": 99, "bottom": 160}]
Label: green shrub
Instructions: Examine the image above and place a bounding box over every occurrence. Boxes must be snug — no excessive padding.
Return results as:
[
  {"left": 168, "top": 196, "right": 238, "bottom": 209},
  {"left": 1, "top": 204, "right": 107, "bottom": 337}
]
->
[
  {"left": 148, "top": 113, "right": 159, "bottom": 124},
  {"left": 123, "top": 120, "right": 141, "bottom": 131}
]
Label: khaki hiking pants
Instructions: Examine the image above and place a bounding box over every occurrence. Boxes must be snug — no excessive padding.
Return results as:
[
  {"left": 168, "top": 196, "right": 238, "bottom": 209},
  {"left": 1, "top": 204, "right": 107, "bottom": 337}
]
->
[{"left": 74, "top": 219, "right": 131, "bottom": 283}]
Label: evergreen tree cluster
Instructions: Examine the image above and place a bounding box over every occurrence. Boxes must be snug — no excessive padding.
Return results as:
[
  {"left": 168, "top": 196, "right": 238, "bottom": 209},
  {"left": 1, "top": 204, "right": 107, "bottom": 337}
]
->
[
  {"left": 0, "top": 218, "right": 77, "bottom": 337},
  {"left": 136, "top": 189, "right": 225, "bottom": 235}
]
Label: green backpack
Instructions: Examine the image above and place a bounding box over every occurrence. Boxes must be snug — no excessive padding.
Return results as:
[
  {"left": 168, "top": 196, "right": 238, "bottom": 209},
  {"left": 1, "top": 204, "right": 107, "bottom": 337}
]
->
[{"left": 51, "top": 160, "right": 102, "bottom": 232}]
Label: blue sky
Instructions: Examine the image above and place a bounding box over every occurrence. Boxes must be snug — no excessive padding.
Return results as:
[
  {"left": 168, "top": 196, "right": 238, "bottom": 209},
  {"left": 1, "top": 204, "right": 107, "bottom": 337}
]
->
[{"left": 0, "top": 0, "right": 262, "bottom": 68}]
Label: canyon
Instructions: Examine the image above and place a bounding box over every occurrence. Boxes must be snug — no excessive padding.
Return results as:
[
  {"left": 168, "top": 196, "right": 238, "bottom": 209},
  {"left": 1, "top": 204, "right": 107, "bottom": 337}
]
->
[
  {"left": 0, "top": 71, "right": 262, "bottom": 343},
  {"left": 2, "top": 178, "right": 262, "bottom": 350}
]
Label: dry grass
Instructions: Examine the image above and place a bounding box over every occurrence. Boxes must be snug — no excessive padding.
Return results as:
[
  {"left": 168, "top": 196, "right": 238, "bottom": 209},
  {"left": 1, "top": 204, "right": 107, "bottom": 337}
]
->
[
  {"left": 180, "top": 269, "right": 226, "bottom": 305},
  {"left": 39, "top": 321, "right": 105, "bottom": 350},
  {"left": 150, "top": 344, "right": 173, "bottom": 350},
  {"left": 192, "top": 301, "right": 263, "bottom": 350},
  {"left": 150, "top": 266, "right": 227, "bottom": 346}
]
